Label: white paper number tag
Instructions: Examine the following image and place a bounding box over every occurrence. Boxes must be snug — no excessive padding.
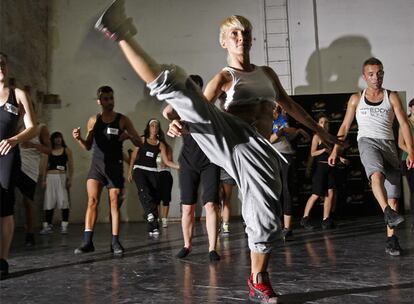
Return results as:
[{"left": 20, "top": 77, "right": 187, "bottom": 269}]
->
[
  {"left": 107, "top": 127, "right": 119, "bottom": 135},
  {"left": 56, "top": 165, "right": 65, "bottom": 171},
  {"left": 146, "top": 151, "right": 154, "bottom": 158},
  {"left": 4, "top": 103, "right": 19, "bottom": 115}
]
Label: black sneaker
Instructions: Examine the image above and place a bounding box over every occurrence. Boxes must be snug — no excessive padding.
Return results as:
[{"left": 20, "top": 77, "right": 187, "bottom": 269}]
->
[
  {"left": 25, "top": 233, "right": 35, "bottom": 247},
  {"left": 248, "top": 272, "right": 279, "bottom": 303},
  {"left": 176, "top": 247, "right": 191, "bottom": 259},
  {"left": 321, "top": 218, "right": 336, "bottom": 230},
  {"left": 74, "top": 242, "right": 95, "bottom": 254},
  {"left": 385, "top": 235, "right": 402, "bottom": 256},
  {"left": 111, "top": 242, "right": 124, "bottom": 257},
  {"left": 300, "top": 216, "right": 314, "bottom": 230},
  {"left": 384, "top": 206, "right": 404, "bottom": 228},
  {"left": 209, "top": 250, "right": 221, "bottom": 262},
  {"left": 0, "top": 259, "right": 9, "bottom": 280},
  {"left": 95, "top": 0, "right": 137, "bottom": 40},
  {"left": 281, "top": 229, "right": 294, "bottom": 242}
]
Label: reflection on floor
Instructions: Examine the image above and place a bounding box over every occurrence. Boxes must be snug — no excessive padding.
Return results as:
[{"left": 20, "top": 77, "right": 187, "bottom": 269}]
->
[{"left": 1, "top": 216, "right": 413, "bottom": 303}]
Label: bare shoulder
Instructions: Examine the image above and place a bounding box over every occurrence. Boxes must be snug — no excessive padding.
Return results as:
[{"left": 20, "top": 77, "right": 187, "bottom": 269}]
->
[
  {"left": 348, "top": 92, "right": 361, "bottom": 107},
  {"left": 14, "top": 88, "right": 28, "bottom": 103},
  {"left": 388, "top": 91, "right": 402, "bottom": 103}
]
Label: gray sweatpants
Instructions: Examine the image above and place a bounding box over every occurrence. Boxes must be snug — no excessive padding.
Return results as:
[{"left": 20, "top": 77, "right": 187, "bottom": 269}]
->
[{"left": 148, "top": 66, "right": 282, "bottom": 253}]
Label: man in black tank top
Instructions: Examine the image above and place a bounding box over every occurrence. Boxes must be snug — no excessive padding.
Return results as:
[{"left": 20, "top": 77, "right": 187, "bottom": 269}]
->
[
  {"left": 72, "top": 85, "right": 142, "bottom": 256},
  {"left": 0, "top": 52, "right": 37, "bottom": 279}
]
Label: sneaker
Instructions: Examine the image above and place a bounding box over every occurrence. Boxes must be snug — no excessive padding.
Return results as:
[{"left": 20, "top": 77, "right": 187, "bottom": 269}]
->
[
  {"left": 222, "top": 223, "right": 230, "bottom": 235},
  {"left": 162, "top": 218, "right": 168, "bottom": 228},
  {"left": 149, "top": 229, "right": 160, "bottom": 237},
  {"left": 111, "top": 242, "right": 124, "bottom": 257},
  {"left": 39, "top": 223, "right": 53, "bottom": 235},
  {"left": 384, "top": 206, "right": 404, "bottom": 228},
  {"left": 74, "top": 242, "right": 95, "bottom": 254},
  {"left": 300, "top": 217, "right": 314, "bottom": 230},
  {"left": 25, "top": 233, "right": 35, "bottom": 247},
  {"left": 61, "top": 222, "right": 69, "bottom": 235},
  {"left": 209, "top": 250, "right": 221, "bottom": 262},
  {"left": 95, "top": 0, "right": 137, "bottom": 41},
  {"left": 385, "top": 235, "right": 402, "bottom": 256},
  {"left": 281, "top": 229, "right": 294, "bottom": 242},
  {"left": 176, "top": 247, "right": 191, "bottom": 259},
  {"left": 321, "top": 218, "right": 336, "bottom": 230},
  {"left": 248, "top": 272, "right": 279, "bottom": 303},
  {"left": 0, "top": 259, "right": 9, "bottom": 280}
]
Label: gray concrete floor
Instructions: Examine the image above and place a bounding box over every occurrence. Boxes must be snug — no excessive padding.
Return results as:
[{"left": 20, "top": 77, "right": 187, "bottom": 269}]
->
[{"left": 1, "top": 216, "right": 413, "bottom": 303}]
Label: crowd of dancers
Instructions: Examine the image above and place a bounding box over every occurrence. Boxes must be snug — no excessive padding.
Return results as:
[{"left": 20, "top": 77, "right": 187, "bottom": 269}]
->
[{"left": 1, "top": 1, "right": 413, "bottom": 303}]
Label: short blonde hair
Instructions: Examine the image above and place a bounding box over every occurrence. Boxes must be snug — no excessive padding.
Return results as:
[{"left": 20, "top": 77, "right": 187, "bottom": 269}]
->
[{"left": 219, "top": 15, "right": 252, "bottom": 45}]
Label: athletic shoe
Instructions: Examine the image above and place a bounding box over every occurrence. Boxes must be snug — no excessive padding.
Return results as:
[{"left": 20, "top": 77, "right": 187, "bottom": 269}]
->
[
  {"left": 162, "top": 218, "right": 168, "bottom": 228},
  {"left": 111, "top": 242, "right": 124, "bottom": 257},
  {"left": 176, "top": 247, "right": 191, "bottom": 259},
  {"left": 248, "top": 272, "right": 279, "bottom": 303},
  {"left": 25, "top": 233, "right": 35, "bottom": 247},
  {"left": 39, "top": 222, "right": 53, "bottom": 235},
  {"left": 0, "top": 259, "right": 9, "bottom": 280},
  {"left": 222, "top": 223, "right": 230, "bottom": 235},
  {"left": 300, "top": 216, "right": 314, "bottom": 230},
  {"left": 74, "top": 242, "right": 95, "bottom": 254},
  {"left": 95, "top": 0, "right": 137, "bottom": 41},
  {"left": 384, "top": 206, "right": 404, "bottom": 228},
  {"left": 209, "top": 250, "right": 221, "bottom": 262},
  {"left": 149, "top": 229, "right": 160, "bottom": 237},
  {"left": 321, "top": 218, "right": 336, "bottom": 230},
  {"left": 281, "top": 229, "right": 294, "bottom": 242},
  {"left": 61, "top": 222, "right": 69, "bottom": 234},
  {"left": 385, "top": 235, "right": 402, "bottom": 256}
]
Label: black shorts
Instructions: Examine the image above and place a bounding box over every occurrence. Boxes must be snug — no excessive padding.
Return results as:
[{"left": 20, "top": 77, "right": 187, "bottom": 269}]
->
[
  {"left": 312, "top": 162, "right": 336, "bottom": 196},
  {"left": 0, "top": 186, "right": 15, "bottom": 217},
  {"left": 87, "top": 158, "right": 124, "bottom": 189},
  {"left": 158, "top": 170, "right": 173, "bottom": 205},
  {"left": 179, "top": 159, "right": 220, "bottom": 205},
  {"left": 15, "top": 169, "right": 37, "bottom": 201}
]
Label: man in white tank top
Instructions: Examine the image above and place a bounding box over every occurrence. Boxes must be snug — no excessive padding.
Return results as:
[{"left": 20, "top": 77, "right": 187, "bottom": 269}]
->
[{"left": 329, "top": 58, "right": 414, "bottom": 256}]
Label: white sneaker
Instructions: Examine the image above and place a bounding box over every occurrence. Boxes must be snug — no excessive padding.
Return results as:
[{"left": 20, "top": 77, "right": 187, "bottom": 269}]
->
[
  {"left": 162, "top": 218, "right": 168, "bottom": 228},
  {"left": 61, "top": 222, "right": 69, "bottom": 234},
  {"left": 222, "top": 223, "right": 230, "bottom": 234},
  {"left": 40, "top": 223, "right": 53, "bottom": 235},
  {"left": 151, "top": 229, "right": 160, "bottom": 237}
]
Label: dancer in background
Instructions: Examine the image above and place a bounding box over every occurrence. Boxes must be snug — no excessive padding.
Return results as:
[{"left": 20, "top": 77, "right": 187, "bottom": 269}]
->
[
  {"left": 271, "top": 103, "right": 310, "bottom": 239},
  {"left": 398, "top": 98, "right": 414, "bottom": 227},
  {"left": 329, "top": 58, "right": 414, "bottom": 256},
  {"left": 301, "top": 113, "right": 343, "bottom": 230},
  {"left": 128, "top": 119, "right": 178, "bottom": 236},
  {"left": 40, "top": 132, "right": 73, "bottom": 235},
  {"left": 73, "top": 85, "right": 142, "bottom": 256}
]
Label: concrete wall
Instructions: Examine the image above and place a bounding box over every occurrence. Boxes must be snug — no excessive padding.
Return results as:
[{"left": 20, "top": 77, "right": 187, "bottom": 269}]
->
[
  {"left": 289, "top": 0, "right": 414, "bottom": 102},
  {"left": 47, "top": 0, "right": 266, "bottom": 223}
]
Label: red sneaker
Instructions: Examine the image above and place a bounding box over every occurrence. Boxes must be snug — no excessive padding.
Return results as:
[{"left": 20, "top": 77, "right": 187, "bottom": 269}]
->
[{"left": 248, "top": 272, "right": 279, "bottom": 303}]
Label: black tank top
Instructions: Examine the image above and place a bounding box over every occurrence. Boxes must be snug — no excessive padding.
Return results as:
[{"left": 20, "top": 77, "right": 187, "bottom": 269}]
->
[
  {"left": 315, "top": 143, "right": 329, "bottom": 162},
  {"left": 179, "top": 134, "right": 210, "bottom": 169},
  {"left": 48, "top": 148, "right": 68, "bottom": 171},
  {"left": 135, "top": 138, "right": 160, "bottom": 168},
  {"left": 92, "top": 113, "right": 123, "bottom": 162},
  {"left": 0, "top": 88, "right": 21, "bottom": 188}
]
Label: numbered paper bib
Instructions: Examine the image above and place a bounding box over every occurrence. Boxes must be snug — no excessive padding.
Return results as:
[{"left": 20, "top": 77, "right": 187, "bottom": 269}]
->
[
  {"left": 146, "top": 151, "right": 154, "bottom": 158},
  {"left": 4, "top": 103, "right": 19, "bottom": 115},
  {"left": 107, "top": 127, "right": 119, "bottom": 135}
]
